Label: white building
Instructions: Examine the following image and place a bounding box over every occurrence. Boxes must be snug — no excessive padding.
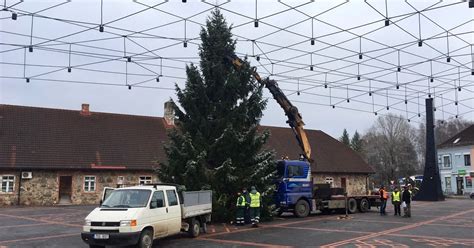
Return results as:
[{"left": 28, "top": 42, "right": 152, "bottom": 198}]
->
[{"left": 438, "top": 125, "right": 474, "bottom": 195}]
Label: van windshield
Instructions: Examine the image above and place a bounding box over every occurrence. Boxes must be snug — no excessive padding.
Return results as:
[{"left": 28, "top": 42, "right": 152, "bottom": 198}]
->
[{"left": 101, "top": 189, "right": 151, "bottom": 208}]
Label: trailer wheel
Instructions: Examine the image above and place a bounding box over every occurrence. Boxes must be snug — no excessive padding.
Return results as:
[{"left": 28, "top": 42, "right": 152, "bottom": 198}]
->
[
  {"left": 188, "top": 218, "right": 200, "bottom": 238},
  {"left": 347, "top": 198, "right": 357, "bottom": 214},
  {"left": 294, "top": 199, "right": 310, "bottom": 218},
  {"left": 358, "top": 198, "right": 369, "bottom": 213},
  {"left": 138, "top": 229, "right": 153, "bottom": 248}
]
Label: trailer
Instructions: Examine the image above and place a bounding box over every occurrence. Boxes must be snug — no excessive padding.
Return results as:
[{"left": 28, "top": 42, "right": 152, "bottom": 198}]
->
[{"left": 275, "top": 160, "right": 380, "bottom": 217}]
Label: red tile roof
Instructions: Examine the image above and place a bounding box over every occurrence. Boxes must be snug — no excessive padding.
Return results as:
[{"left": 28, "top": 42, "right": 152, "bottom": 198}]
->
[{"left": 0, "top": 104, "right": 373, "bottom": 174}]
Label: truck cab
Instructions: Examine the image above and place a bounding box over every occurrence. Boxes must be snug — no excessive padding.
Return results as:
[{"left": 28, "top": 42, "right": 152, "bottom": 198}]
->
[
  {"left": 81, "top": 185, "right": 211, "bottom": 248},
  {"left": 274, "top": 160, "right": 314, "bottom": 217}
]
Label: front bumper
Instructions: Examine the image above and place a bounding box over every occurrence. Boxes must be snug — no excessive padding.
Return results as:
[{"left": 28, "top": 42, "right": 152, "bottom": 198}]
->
[{"left": 81, "top": 231, "right": 141, "bottom": 246}]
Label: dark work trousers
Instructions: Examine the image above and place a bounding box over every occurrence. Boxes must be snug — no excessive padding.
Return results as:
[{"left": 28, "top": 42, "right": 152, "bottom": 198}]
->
[
  {"left": 235, "top": 207, "right": 245, "bottom": 225},
  {"left": 393, "top": 202, "right": 401, "bottom": 216},
  {"left": 380, "top": 199, "right": 387, "bottom": 215},
  {"left": 249, "top": 207, "right": 260, "bottom": 226},
  {"left": 244, "top": 207, "right": 251, "bottom": 224},
  {"left": 404, "top": 203, "right": 411, "bottom": 217}
]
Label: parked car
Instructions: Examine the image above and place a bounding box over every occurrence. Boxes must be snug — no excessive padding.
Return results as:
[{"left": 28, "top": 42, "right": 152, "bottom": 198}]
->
[
  {"left": 470, "top": 192, "right": 474, "bottom": 199},
  {"left": 81, "top": 184, "right": 212, "bottom": 248}
]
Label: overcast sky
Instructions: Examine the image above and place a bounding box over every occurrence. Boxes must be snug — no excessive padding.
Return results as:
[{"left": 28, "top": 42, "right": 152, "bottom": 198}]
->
[{"left": 1, "top": 0, "right": 473, "bottom": 138}]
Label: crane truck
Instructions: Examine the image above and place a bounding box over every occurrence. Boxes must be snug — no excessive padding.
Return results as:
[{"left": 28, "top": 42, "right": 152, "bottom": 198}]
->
[{"left": 226, "top": 54, "right": 380, "bottom": 217}]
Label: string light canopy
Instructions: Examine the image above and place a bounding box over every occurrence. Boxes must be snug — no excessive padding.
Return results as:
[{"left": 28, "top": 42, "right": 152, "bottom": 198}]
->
[{"left": 0, "top": 0, "right": 473, "bottom": 124}]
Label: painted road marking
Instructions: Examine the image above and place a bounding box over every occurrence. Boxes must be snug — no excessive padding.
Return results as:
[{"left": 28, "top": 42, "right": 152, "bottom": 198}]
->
[
  {"left": 198, "top": 237, "right": 293, "bottom": 248},
  {"left": 0, "top": 233, "right": 78, "bottom": 245},
  {"left": 320, "top": 208, "right": 474, "bottom": 248},
  {"left": 0, "top": 213, "right": 82, "bottom": 228}
]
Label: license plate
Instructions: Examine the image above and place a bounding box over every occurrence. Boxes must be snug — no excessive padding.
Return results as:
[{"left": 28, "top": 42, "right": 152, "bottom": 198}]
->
[{"left": 94, "top": 234, "right": 109, "bottom": 239}]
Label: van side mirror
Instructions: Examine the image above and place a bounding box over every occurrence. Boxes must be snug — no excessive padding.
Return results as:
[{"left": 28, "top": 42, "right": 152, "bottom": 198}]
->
[{"left": 99, "top": 200, "right": 103, "bottom": 206}]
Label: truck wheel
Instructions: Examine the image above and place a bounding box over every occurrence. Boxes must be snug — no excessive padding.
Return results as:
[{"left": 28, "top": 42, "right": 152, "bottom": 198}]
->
[
  {"left": 294, "top": 199, "right": 310, "bottom": 218},
  {"left": 188, "top": 218, "right": 200, "bottom": 238},
  {"left": 138, "top": 229, "right": 153, "bottom": 248},
  {"left": 347, "top": 198, "right": 357, "bottom": 214},
  {"left": 358, "top": 198, "right": 369, "bottom": 213}
]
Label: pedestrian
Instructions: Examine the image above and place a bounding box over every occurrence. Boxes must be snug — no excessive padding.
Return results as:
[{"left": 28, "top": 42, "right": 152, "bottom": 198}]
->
[
  {"left": 235, "top": 191, "right": 246, "bottom": 225},
  {"left": 242, "top": 187, "right": 251, "bottom": 224},
  {"left": 379, "top": 185, "right": 388, "bottom": 215},
  {"left": 391, "top": 187, "right": 401, "bottom": 216},
  {"left": 249, "top": 186, "right": 261, "bottom": 227},
  {"left": 402, "top": 185, "right": 412, "bottom": 218}
]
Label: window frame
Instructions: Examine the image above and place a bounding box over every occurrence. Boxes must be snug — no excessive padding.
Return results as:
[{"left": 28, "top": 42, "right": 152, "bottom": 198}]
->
[
  {"left": 139, "top": 176, "right": 152, "bottom": 185},
  {"left": 464, "top": 154, "right": 471, "bottom": 167},
  {"left": 442, "top": 155, "right": 451, "bottom": 168},
  {"left": 466, "top": 177, "right": 472, "bottom": 188},
  {"left": 166, "top": 189, "right": 178, "bottom": 206},
  {"left": 84, "top": 175, "right": 96, "bottom": 192},
  {"left": 150, "top": 190, "right": 166, "bottom": 208},
  {"left": 1, "top": 175, "right": 15, "bottom": 193}
]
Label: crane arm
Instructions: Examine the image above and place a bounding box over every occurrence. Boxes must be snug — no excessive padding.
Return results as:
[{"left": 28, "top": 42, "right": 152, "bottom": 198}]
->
[{"left": 226, "top": 54, "right": 312, "bottom": 162}]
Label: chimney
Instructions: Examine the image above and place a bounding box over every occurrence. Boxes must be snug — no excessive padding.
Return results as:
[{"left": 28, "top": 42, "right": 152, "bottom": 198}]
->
[
  {"left": 80, "top": 103, "right": 91, "bottom": 116},
  {"left": 164, "top": 100, "right": 176, "bottom": 126}
]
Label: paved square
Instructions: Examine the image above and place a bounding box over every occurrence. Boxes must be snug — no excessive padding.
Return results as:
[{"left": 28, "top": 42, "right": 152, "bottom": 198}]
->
[{"left": 0, "top": 199, "right": 472, "bottom": 247}]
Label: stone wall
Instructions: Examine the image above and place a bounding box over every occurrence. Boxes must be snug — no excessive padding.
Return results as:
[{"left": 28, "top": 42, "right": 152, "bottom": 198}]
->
[
  {"left": 0, "top": 170, "right": 159, "bottom": 206},
  {"left": 312, "top": 173, "right": 369, "bottom": 195}
]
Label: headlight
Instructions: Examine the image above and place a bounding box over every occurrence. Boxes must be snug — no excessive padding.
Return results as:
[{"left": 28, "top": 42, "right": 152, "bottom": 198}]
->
[
  {"left": 120, "top": 220, "right": 137, "bottom": 227},
  {"left": 84, "top": 220, "right": 91, "bottom": 226}
]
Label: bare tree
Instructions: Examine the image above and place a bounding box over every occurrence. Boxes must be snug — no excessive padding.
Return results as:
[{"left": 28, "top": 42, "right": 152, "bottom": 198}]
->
[{"left": 363, "top": 114, "right": 418, "bottom": 185}]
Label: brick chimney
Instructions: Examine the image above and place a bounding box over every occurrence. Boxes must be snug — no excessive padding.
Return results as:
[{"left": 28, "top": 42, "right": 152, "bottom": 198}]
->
[
  {"left": 80, "top": 103, "right": 91, "bottom": 116},
  {"left": 164, "top": 100, "right": 176, "bottom": 126}
]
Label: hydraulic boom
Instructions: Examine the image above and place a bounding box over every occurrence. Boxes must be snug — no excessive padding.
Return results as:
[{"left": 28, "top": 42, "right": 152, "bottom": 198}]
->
[{"left": 226, "top": 54, "right": 312, "bottom": 162}]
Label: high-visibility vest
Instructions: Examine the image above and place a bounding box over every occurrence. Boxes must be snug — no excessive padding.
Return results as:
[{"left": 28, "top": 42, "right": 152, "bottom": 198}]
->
[
  {"left": 249, "top": 192, "right": 261, "bottom": 208},
  {"left": 236, "top": 195, "right": 246, "bottom": 207},
  {"left": 392, "top": 191, "right": 401, "bottom": 202}
]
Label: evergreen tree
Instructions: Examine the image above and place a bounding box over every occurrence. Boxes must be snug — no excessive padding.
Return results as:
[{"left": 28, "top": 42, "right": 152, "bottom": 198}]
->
[
  {"left": 350, "top": 130, "right": 363, "bottom": 153},
  {"left": 340, "top": 129, "right": 350, "bottom": 147},
  {"left": 158, "top": 10, "right": 275, "bottom": 221}
]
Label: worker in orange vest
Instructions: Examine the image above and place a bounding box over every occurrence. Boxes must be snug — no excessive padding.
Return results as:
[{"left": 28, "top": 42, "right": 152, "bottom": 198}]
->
[{"left": 379, "top": 185, "right": 389, "bottom": 216}]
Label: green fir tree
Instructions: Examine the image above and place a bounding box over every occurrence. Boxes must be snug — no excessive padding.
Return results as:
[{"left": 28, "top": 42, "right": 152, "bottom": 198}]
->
[
  {"left": 158, "top": 9, "right": 275, "bottom": 221},
  {"left": 350, "top": 130, "right": 363, "bottom": 153},
  {"left": 340, "top": 128, "right": 351, "bottom": 147}
]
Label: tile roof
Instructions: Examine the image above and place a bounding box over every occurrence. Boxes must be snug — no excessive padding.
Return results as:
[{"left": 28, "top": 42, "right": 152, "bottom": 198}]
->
[
  {"left": 0, "top": 104, "right": 373, "bottom": 174},
  {"left": 438, "top": 124, "right": 474, "bottom": 149}
]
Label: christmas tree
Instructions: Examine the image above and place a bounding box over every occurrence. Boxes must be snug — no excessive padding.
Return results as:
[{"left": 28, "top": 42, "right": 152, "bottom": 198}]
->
[{"left": 158, "top": 9, "right": 275, "bottom": 221}]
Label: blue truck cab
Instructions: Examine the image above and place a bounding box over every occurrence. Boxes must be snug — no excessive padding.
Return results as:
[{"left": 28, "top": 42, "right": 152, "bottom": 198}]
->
[{"left": 274, "top": 160, "right": 315, "bottom": 217}]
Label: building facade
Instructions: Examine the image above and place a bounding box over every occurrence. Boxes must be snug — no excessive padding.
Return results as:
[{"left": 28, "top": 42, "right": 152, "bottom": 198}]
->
[
  {"left": 1, "top": 103, "right": 374, "bottom": 206},
  {"left": 437, "top": 125, "right": 474, "bottom": 195}
]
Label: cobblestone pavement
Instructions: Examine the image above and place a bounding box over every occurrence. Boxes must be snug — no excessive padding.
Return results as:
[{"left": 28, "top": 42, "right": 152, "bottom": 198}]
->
[{"left": 0, "top": 199, "right": 472, "bottom": 247}]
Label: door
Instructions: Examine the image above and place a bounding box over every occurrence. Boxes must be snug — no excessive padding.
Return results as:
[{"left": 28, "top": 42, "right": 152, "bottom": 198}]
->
[
  {"left": 456, "top": 177, "right": 464, "bottom": 195},
  {"left": 59, "top": 176, "right": 72, "bottom": 204},
  {"left": 165, "top": 189, "right": 182, "bottom": 235},
  {"left": 341, "top": 178, "right": 347, "bottom": 193},
  {"left": 148, "top": 191, "right": 168, "bottom": 237}
]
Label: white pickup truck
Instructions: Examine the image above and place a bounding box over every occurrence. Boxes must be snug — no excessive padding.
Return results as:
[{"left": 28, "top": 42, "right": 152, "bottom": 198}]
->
[{"left": 81, "top": 184, "right": 212, "bottom": 248}]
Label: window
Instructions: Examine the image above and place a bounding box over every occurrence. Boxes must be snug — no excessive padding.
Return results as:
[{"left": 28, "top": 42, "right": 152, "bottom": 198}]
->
[
  {"left": 466, "top": 177, "right": 472, "bottom": 188},
  {"left": 325, "top": 177, "right": 334, "bottom": 186},
  {"left": 139, "top": 176, "right": 152, "bottom": 185},
  {"left": 287, "top": 165, "right": 304, "bottom": 178},
  {"left": 442, "top": 155, "right": 451, "bottom": 168},
  {"left": 464, "top": 154, "right": 471, "bottom": 166},
  {"left": 84, "top": 176, "right": 96, "bottom": 192},
  {"left": 117, "top": 176, "right": 125, "bottom": 185},
  {"left": 166, "top": 190, "right": 178, "bottom": 206},
  {"left": 1, "top": 175, "right": 15, "bottom": 193},
  {"left": 102, "top": 189, "right": 152, "bottom": 208},
  {"left": 150, "top": 191, "right": 165, "bottom": 208},
  {"left": 445, "top": 177, "right": 451, "bottom": 192}
]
